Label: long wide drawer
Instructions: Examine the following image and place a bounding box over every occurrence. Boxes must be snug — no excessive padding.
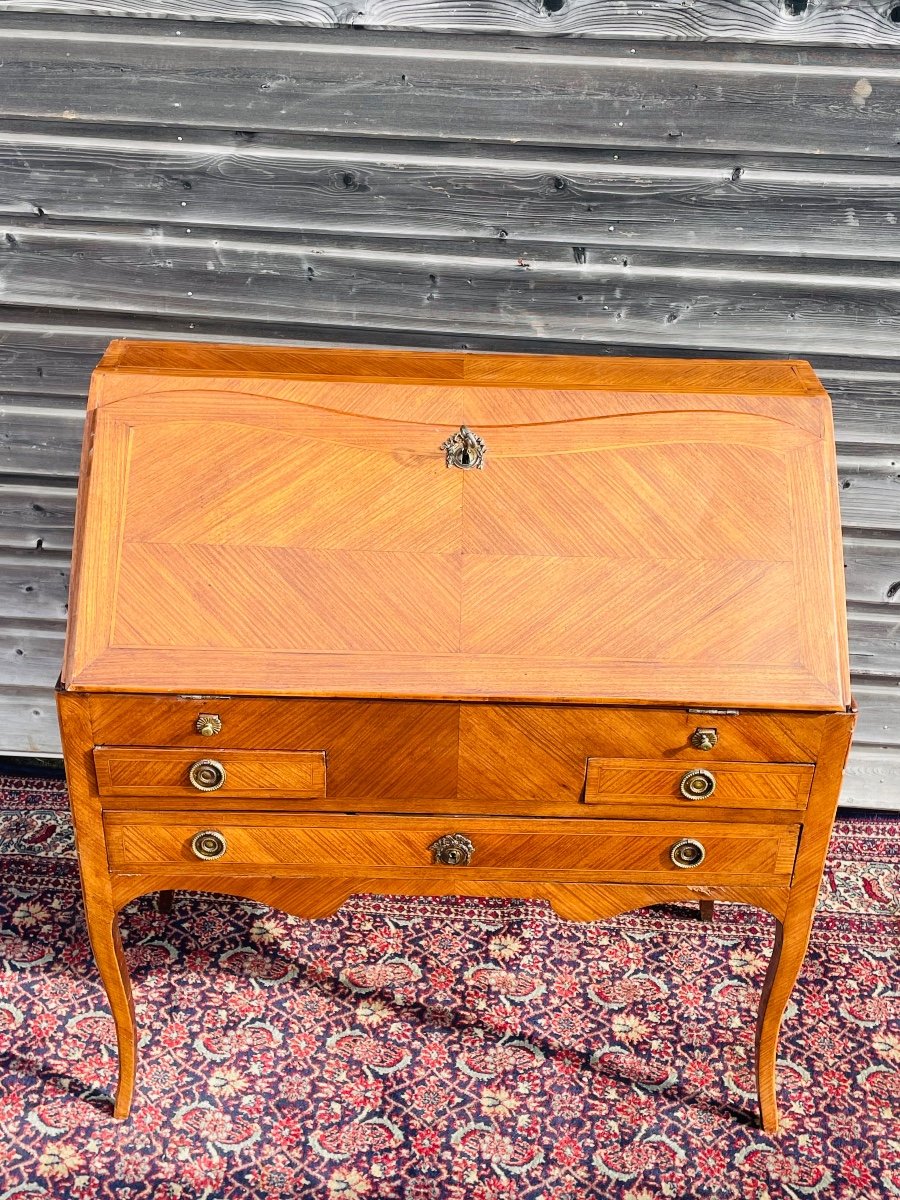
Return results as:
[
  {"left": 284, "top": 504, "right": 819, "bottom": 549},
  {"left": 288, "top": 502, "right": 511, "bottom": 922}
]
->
[
  {"left": 94, "top": 748, "right": 326, "bottom": 799},
  {"left": 585, "top": 759, "right": 814, "bottom": 812},
  {"left": 103, "top": 812, "right": 800, "bottom": 886}
]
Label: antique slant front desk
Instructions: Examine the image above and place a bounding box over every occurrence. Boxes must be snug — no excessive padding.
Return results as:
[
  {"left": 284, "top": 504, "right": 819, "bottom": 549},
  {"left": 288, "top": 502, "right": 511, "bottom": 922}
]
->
[{"left": 58, "top": 341, "right": 854, "bottom": 1131}]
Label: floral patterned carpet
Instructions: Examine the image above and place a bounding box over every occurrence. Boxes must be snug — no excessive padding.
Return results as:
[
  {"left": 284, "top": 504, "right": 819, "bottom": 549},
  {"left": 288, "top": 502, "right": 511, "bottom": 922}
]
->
[{"left": 0, "top": 773, "right": 897, "bottom": 1199}]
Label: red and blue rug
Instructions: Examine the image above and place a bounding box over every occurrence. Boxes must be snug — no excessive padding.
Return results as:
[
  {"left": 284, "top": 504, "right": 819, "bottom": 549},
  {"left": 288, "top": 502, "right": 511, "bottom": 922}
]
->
[{"left": 0, "top": 773, "right": 897, "bottom": 1198}]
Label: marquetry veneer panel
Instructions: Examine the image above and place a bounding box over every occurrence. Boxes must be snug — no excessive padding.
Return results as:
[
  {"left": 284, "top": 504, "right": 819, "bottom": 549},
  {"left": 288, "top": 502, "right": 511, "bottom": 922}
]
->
[
  {"left": 103, "top": 812, "right": 800, "bottom": 887},
  {"left": 93, "top": 747, "right": 326, "bottom": 800},
  {"left": 87, "top": 695, "right": 824, "bottom": 807},
  {"left": 584, "top": 759, "right": 814, "bottom": 812}
]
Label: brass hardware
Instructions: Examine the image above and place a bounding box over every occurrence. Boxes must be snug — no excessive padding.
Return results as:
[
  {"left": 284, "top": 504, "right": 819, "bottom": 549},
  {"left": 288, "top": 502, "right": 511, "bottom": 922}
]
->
[
  {"left": 441, "top": 426, "right": 486, "bottom": 471},
  {"left": 430, "top": 833, "right": 474, "bottom": 866},
  {"left": 188, "top": 758, "right": 226, "bottom": 791},
  {"left": 191, "top": 830, "right": 227, "bottom": 861},
  {"left": 196, "top": 713, "right": 222, "bottom": 737},
  {"left": 690, "top": 727, "right": 718, "bottom": 752},
  {"left": 688, "top": 707, "right": 738, "bottom": 716},
  {"left": 670, "top": 838, "right": 706, "bottom": 869},
  {"left": 680, "top": 768, "right": 716, "bottom": 799}
]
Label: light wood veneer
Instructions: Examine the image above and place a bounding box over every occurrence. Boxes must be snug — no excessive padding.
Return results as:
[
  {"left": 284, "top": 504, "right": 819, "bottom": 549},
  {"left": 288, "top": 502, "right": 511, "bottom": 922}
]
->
[{"left": 57, "top": 342, "right": 855, "bottom": 1133}]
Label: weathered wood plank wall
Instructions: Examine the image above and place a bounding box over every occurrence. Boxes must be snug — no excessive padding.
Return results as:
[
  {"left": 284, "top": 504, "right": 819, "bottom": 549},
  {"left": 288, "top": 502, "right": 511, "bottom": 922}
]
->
[{"left": 1, "top": 3, "right": 898, "bottom": 809}]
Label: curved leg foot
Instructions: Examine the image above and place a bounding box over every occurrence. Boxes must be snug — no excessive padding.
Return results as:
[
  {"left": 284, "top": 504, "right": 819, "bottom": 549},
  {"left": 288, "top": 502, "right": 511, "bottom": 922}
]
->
[
  {"left": 157, "top": 890, "right": 175, "bottom": 915},
  {"left": 83, "top": 899, "right": 136, "bottom": 1120},
  {"left": 755, "top": 900, "right": 816, "bottom": 1133},
  {"left": 699, "top": 900, "right": 714, "bottom": 923}
]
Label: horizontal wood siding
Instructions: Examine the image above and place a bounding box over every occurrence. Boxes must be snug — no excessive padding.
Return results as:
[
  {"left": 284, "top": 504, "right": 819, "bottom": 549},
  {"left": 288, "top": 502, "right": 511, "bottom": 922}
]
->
[
  {"left": 0, "top": 9, "right": 898, "bottom": 808},
  {"left": 5, "top": 0, "right": 900, "bottom": 46}
]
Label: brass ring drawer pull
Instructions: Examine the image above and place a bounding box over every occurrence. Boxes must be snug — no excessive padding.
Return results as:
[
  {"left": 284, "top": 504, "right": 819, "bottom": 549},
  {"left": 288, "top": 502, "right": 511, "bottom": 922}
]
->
[
  {"left": 188, "top": 758, "right": 226, "bottom": 791},
  {"left": 670, "top": 838, "right": 706, "bottom": 869},
  {"left": 680, "top": 768, "right": 716, "bottom": 799},
  {"left": 191, "top": 830, "right": 227, "bottom": 861},
  {"left": 430, "top": 833, "right": 474, "bottom": 866}
]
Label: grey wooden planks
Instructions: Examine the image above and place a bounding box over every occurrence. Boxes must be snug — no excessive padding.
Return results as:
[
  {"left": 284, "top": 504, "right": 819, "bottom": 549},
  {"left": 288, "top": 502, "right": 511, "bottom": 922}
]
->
[
  {"left": 1, "top": 11, "right": 899, "bottom": 805},
  {"left": 3, "top": 17, "right": 900, "bottom": 157},
  {"left": 3, "top": 130, "right": 900, "bottom": 261},
  {"left": 3, "top": 223, "right": 900, "bottom": 359},
  {"left": 4, "top": 0, "right": 900, "bottom": 47}
]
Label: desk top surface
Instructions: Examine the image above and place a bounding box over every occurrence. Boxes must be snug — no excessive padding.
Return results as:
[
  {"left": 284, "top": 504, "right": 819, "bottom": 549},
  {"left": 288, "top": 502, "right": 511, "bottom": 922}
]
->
[{"left": 61, "top": 342, "right": 850, "bottom": 710}]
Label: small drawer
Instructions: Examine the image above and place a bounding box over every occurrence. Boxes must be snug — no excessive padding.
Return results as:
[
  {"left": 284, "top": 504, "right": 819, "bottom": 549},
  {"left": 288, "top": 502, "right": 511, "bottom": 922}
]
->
[
  {"left": 103, "top": 812, "right": 800, "bottom": 887},
  {"left": 584, "top": 759, "right": 814, "bottom": 811},
  {"left": 93, "top": 747, "right": 326, "bottom": 800}
]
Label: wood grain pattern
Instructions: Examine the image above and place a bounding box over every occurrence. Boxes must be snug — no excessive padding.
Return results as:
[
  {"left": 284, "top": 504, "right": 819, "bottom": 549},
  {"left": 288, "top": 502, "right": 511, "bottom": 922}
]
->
[
  {"left": 4, "top": 133, "right": 900, "bottom": 263},
  {"left": 4, "top": 18, "right": 900, "bottom": 158},
  {"left": 60, "top": 346, "right": 848, "bottom": 710},
  {"left": 6, "top": 224, "right": 900, "bottom": 362},
  {"left": 57, "top": 689, "right": 137, "bottom": 1119},
  {"left": 88, "top": 694, "right": 828, "bottom": 759},
  {"left": 5, "top": 0, "right": 900, "bottom": 46},
  {"left": 102, "top": 811, "right": 801, "bottom": 886},
  {"left": 56, "top": 342, "right": 855, "bottom": 1135},
  {"left": 109, "top": 872, "right": 792, "bottom": 926},
  {"left": 93, "top": 747, "right": 327, "bottom": 798},
  {"left": 584, "top": 759, "right": 814, "bottom": 811},
  {"left": 90, "top": 694, "right": 460, "bottom": 799},
  {"left": 755, "top": 709, "right": 855, "bottom": 1132}
]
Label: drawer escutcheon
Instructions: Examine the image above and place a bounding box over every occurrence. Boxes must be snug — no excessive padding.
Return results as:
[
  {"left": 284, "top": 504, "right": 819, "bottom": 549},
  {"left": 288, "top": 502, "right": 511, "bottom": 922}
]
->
[{"left": 431, "top": 833, "right": 474, "bottom": 866}]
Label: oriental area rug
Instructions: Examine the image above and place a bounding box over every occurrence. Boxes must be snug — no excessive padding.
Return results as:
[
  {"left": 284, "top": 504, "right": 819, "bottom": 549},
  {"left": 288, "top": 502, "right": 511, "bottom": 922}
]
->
[{"left": 0, "top": 773, "right": 897, "bottom": 1200}]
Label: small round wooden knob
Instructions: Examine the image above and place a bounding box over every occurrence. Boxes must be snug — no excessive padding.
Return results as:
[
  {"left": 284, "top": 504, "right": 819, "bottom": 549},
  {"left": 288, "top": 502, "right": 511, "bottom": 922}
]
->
[
  {"left": 196, "top": 714, "right": 222, "bottom": 737},
  {"left": 670, "top": 838, "right": 706, "bottom": 869},
  {"left": 188, "top": 759, "right": 226, "bottom": 791},
  {"left": 191, "top": 830, "right": 227, "bottom": 861},
  {"left": 680, "top": 768, "right": 716, "bottom": 799},
  {"left": 430, "top": 833, "right": 474, "bottom": 866}
]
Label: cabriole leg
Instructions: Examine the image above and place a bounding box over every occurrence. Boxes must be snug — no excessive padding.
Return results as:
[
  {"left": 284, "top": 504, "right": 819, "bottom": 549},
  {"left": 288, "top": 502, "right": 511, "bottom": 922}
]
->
[
  {"left": 754, "top": 898, "right": 817, "bottom": 1134},
  {"left": 82, "top": 897, "right": 137, "bottom": 1119}
]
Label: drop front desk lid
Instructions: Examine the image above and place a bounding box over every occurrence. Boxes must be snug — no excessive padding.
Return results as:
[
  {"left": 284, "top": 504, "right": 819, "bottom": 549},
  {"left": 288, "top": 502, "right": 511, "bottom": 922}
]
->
[{"left": 61, "top": 342, "right": 851, "bottom": 711}]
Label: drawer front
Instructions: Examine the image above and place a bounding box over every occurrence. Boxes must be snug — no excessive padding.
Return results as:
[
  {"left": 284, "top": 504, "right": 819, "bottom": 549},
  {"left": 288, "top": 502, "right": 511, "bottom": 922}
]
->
[
  {"left": 88, "top": 694, "right": 822, "bottom": 809},
  {"left": 88, "top": 695, "right": 458, "bottom": 801},
  {"left": 457, "top": 705, "right": 821, "bottom": 804},
  {"left": 94, "top": 748, "right": 326, "bottom": 800},
  {"left": 585, "top": 759, "right": 814, "bottom": 812},
  {"left": 103, "top": 812, "right": 800, "bottom": 886}
]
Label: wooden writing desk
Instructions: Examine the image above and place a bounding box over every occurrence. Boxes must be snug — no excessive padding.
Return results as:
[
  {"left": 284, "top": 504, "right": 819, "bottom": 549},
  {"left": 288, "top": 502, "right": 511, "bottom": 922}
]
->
[{"left": 57, "top": 342, "right": 854, "bottom": 1129}]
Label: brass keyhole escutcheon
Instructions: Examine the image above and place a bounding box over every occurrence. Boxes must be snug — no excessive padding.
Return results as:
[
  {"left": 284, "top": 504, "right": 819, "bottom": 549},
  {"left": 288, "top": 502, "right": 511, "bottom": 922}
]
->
[
  {"left": 691, "top": 727, "right": 717, "bottom": 752},
  {"left": 679, "top": 768, "right": 716, "bottom": 800},
  {"left": 191, "top": 830, "right": 227, "bottom": 860},
  {"left": 441, "top": 426, "right": 486, "bottom": 471},
  {"left": 670, "top": 838, "right": 706, "bottom": 869},
  {"left": 430, "top": 833, "right": 474, "bottom": 866},
  {"left": 196, "top": 714, "right": 222, "bottom": 737},
  {"left": 188, "top": 758, "right": 226, "bottom": 791}
]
